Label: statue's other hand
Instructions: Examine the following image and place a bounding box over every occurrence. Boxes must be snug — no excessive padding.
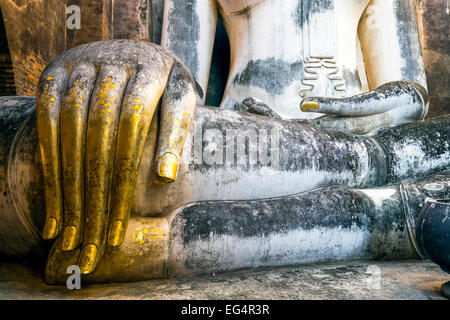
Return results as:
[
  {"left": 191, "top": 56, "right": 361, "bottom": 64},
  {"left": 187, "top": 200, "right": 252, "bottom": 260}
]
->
[
  {"left": 36, "top": 40, "right": 197, "bottom": 274},
  {"left": 300, "top": 81, "right": 428, "bottom": 134}
]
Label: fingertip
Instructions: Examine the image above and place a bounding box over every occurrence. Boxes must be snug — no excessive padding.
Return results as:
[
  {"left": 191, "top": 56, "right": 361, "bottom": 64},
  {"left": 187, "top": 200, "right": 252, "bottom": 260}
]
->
[
  {"left": 156, "top": 152, "right": 179, "bottom": 183},
  {"left": 79, "top": 244, "right": 98, "bottom": 274},
  {"left": 108, "top": 220, "right": 125, "bottom": 247},
  {"left": 300, "top": 100, "right": 320, "bottom": 112},
  {"left": 61, "top": 226, "right": 80, "bottom": 251},
  {"left": 42, "top": 218, "right": 58, "bottom": 240}
]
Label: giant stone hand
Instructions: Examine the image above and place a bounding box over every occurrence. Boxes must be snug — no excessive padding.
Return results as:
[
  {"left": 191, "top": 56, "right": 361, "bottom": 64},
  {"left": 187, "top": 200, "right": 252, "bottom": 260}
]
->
[
  {"left": 36, "top": 40, "right": 197, "bottom": 274},
  {"left": 299, "top": 81, "right": 429, "bottom": 134}
]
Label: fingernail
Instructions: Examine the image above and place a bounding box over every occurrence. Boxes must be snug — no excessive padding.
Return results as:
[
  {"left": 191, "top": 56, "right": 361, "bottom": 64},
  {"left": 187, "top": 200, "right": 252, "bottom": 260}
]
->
[
  {"left": 109, "top": 220, "right": 125, "bottom": 247},
  {"left": 61, "top": 226, "right": 78, "bottom": 251},
  {"left": 79, "top": 244, "right": 98, "bottom": 274},
  {"left": 301, "top": 101, "right": 319, "bottom": 112},
  {"left": 42, "top": 218, "right": 57, "bottom": 240},
  {"left": 157, "top": 152, "right": 178, "bottom": 183}
]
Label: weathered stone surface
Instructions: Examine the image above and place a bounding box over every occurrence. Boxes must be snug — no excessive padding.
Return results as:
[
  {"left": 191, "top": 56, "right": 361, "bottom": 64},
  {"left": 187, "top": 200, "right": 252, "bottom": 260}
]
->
[
  {"left": 0, "top": 0, "right": 448, "bottom": 289},
  {"left": 0, "top": 0, "right": 448, "bottom": 114},
  {"left": 416, "top": 199, "right": 450, "bottom": 273},
  {"left": 0, "top": 260, "right": 448, "bottom": 300},
  {"left": 416, "top": 0, "right": 450, "bottom": 117},
  {"left": 442, "top": 281, "right": 450, "bottom": 299},
  {"left": 0, "top": 96, "right": 448, "bottom": 284}
]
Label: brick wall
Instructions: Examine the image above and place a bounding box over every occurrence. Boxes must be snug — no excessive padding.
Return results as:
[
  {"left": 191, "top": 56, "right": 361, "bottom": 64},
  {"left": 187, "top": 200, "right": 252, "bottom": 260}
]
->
[
  {"left": 66, "top": 0, "right": 113, "bottom": 49},
  {"left": 10, "top": 53, "right": 46, "bottom": 96},
  {"left": 0, "top": 0, "right": 114, "bottom": 95},
  {"left": 113, "top": 0, "right": 150, "bottom": 41},
  {"left": 0, "top": 0, "right": 67, "bottom": 95},
  {"left": 0, "top": 8, "right": 15, "bottom": 95}
]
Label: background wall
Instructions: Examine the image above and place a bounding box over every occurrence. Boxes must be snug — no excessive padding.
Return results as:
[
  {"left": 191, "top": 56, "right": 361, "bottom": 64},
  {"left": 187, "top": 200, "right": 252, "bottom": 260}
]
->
[
  {"left": 0, "top": 0, "right": 67, "bottom": 95},
  {"left": 113, "top": 0, "right": 149, "bottom": 41},
  {"left": 416, "top": 0, "right": 449, "bottom": 118},
  {"left": 65, "top": 0, "right": 114, "bottom": 49},
  {"left": 0, "top": 8, "right": 15, "bottom": 96},
  {"left": 0, "top": 0, "right": 448, "bottom": 116}
]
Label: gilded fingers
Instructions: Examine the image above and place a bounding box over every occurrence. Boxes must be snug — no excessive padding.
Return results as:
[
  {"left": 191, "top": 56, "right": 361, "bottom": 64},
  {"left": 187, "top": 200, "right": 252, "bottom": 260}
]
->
[
  {"left": 300, "top": 100, "right": 320, "bottom": 112},
  {"left": 108, "top": 72, "right": 167, "bottom": 247},
  {"left": 155, "top": 61, "right": 197, "bottom": 183},
  {"left": 157, "top": 152, "right": 179, "bottom": 183},
  {"left": 79, "top": 244, "right": 98, "bottom": 274},
  {"left": 35, "top": 42, "right": 197, "bottom": 278},
  {"left": 60, "top": 63, "right": 97, "bottom": 251},
  {"left": 37, "top": 68, "right": 68, "bottom": 240},
  {"left": 80, "top": 66, "right": 129, "bottom": 274}
]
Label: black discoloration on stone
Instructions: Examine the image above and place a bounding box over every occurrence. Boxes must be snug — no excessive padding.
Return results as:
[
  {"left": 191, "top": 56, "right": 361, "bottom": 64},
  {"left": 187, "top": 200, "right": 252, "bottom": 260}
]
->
[
  {"left": 189, "top": 107, "right": 375, "bottom": 185},
  {"left": 165, "top": 60, "right": 198, "bottom": 102},
  {"left": 402, "top": 174, "right": 450, "bottom": 225},
  {"left": 342, "top": 68, "right": 362, "bottom": 91},
  {"left": 189, "top": 105, "right": 449, "bottom": 193},
  {"left": 375, "top": 115, "right": 450, "bottom": 183},
  {"left": 393, "top": 0, "right": 425, "bottom": 83},
  {"left": 310, "top": 0, "right": 334, "bottom": 13},
  {"left": 179, "top": 188, "right": 375, "bottom": 243},
  {"left": 294, "top": 0, "right": 335, "bottom": 30},
  {"left": 15, "top": 113, "right": 46, "bottom": 232},
  {"left": 416, "top": 199, "right": 450, "bottom": 273},
  {"left": 175, "top": 176, "right": 450, "bottom": 266},
  {"left": 175, "top": 172, "right": 450, "bottom": 271},
  {"left": 232, "top": 58, "right": 303, "bottom": 95},
  {"left": 0, "top": 96, "right": 44, "bottom": 257},
  {"left": 205, "top": 17, "right": 230, "bottom": 107},
  {"left": 150, "top": 0, "right": 164, "bottom": 44},
  {"left": 442, "top": 281, "right": 450, "bottom": 298},
  {"left": 0, "top": 95, "right": 448, "bottom": 276},
  {"left": 165, "top": 0, "right": 201, "bottom": 84}
]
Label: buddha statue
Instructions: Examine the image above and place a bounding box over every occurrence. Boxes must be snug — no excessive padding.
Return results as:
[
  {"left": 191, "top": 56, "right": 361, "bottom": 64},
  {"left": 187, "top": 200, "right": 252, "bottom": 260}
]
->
[
  {"left": 0, "top": 0, "right": 448, "bottom": 284},
  {"left": 162, "top": 0, "right": 428, "bottom": 132}
]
